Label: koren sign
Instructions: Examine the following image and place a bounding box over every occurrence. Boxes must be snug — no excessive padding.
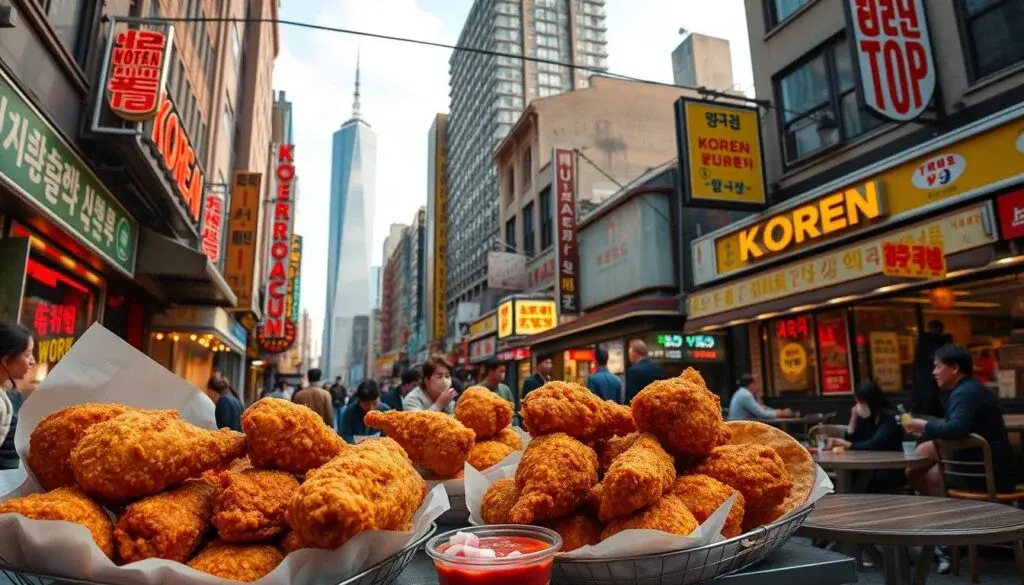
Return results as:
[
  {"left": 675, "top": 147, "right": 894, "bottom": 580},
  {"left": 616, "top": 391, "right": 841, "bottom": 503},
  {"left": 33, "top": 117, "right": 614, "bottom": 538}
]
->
[
  {"left": 148, "top": 93, "right": 205, "bottom": 227},
  {"left": 845, "top": 0, "right": 936, "bottom": 122},
  {"left": 106, "top": 29, "right": 169, "bottom": 122},
  {"left": 258, "top": 144, "right": 298, "bottom": 354}
]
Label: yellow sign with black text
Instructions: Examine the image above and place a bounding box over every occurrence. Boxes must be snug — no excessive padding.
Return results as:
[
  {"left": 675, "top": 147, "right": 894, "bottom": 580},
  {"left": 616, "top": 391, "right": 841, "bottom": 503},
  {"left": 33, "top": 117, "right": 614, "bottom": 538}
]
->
[
  {"left": 679, "top": 100, "right": 767, "bottom": 208},
  {"left": 469, "top": 313, "right": 497, "bottom": 338},
  {"left": 224, "top": 172, "right": 261, "bottom": 311},
  {"left": 432, "top": 126, "right": 448, "bottom": 341},
  {"left": 497, "top": 299, "right": 558, "bottom": 339}
]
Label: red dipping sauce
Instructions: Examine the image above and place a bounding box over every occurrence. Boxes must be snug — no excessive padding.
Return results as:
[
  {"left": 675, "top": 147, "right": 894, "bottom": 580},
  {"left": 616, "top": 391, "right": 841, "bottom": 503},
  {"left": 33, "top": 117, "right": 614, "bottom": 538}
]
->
[{"left": 427, "top": 527, "right": 562, "bottom": 585}]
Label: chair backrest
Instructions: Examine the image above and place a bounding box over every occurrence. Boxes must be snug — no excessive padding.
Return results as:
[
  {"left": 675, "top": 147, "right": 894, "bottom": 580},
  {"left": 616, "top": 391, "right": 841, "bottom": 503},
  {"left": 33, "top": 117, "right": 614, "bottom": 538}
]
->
[
  {"left": 932, "top": 434, "right": 998, "bottom": 501},
  {"left": 807, "top": 424, "right": 846, "bottom": 441}
]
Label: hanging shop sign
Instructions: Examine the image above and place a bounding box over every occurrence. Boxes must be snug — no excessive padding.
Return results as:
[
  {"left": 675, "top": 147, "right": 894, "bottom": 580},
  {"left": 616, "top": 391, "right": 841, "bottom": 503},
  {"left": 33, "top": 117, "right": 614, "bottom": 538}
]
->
[
  {"left": 693, "top": 115, "right": 1024, "bottom": 285},
  {"left": 146, "top": 93, "right": 205, "bottom": 227},
  {"left": 106, "top": 28, "right": 170, "bottom": 122},
  {"left": 674, "top": 98, "right": 768, "bottom": 210},
  {"left": 257, "top": 144, "right": 298, "bottom": 354},
  {"left": 224, "top": 172, "right": 261, "bottom": 311},
  {"left": 200, "top": 185, "right": 225, "bottom": 263},
  {"left": 817, "top": 317, "right": 853, "bottom": 394},
  {"left": 469, "top": 335, "right": 497, "bottom": 363},
  {"left": 996, "top": 189, "right": 1024, "bottom": 240},
  {"left": 497, "top": 298, "right": 557, "bottom": 339},
  {"left": 527, "top": 254, "right": 556, "bottom": 290},
  {"left": 843, "top": 0, "right": 936, "bottom": 122},
  {"left": 687, "top": 203, "right": 995, "bottom": 321},
  {"left": 287, "top": 234, "right": 302, "bottom": 324},
  {"left": 552, "top": 148, "right": 580, "bottom": 315},
  {"left": 469, "top": 313, "right": 498, "bottom": 339}
]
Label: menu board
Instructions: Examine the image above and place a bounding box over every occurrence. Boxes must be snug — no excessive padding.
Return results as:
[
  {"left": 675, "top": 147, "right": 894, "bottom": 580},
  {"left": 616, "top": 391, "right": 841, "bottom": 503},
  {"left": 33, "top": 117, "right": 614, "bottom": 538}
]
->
[
  {"left": 772, "top": 316, "right": 815, "bottom": 393},
  {"left": 817, "top": 317, "right": 852, "bottom": 394},
  {"left": 869, "top": 331, "right": 902, "bottom": 392}
]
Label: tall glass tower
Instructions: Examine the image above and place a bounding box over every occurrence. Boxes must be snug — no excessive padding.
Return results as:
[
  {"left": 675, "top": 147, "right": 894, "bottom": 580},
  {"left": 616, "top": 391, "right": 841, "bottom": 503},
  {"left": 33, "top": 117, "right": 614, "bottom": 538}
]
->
[{"left": 322, "top": 53, "right": 377, "bottom": 381}]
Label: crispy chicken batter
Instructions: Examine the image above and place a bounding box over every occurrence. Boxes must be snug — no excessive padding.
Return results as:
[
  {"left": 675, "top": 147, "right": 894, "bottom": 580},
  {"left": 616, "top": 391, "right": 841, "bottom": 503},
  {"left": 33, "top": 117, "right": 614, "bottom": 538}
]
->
[
  {"left": 467, "top": 440, "right": 515, "bottom": 471},
  {"left": 593, "top": 433, "right": 675, "bottom": 522},
  {"left": 600, "top": 495, "right": 698, "bottom": 541},
  {"left": 27, "top": 403, "right": 136, "bottom": 491},
  {"left": 595, "top": 432, "right": 640, "bottom": 476},
  {"left": 242, "top": 398, "right": 346, "bottom": 474},
  {"left": 480, "top": 477, "right": 519, "bottom": 525},
  {"left": 280, "top": 530, "right": 307, "bottom": 553},
  {"left": 115, "top": 479, "right": 218, "bottom": 563},
  {"left": 187, "top": 541, "right": 284, "bottom": 582},
  {"left": 210, "top": 468, "right": 300, "bottom": 542},
  {"left": 493, "top": 427, "right": 523, "bottom": 450},
  {"left": 631, "top": 369, "right": 724, "bottom": 459},
  {"left": 509, "top": 433, "right": 599, "bottom": 524},
  {"left": 690, "top": 444, "right": 793, "bottom": 510},
  {"left": 521, "top": 382, "right": 635, "bottom": 443},
  {"left": 669, "top": 474, "right": 746, "bottom": 538},
  {"left": 543, "top": 512, "right": 603, "bottom": 552},
  {"left": 454, "top": 386, "right": 514, "bottom": 440},
  {"left": 364, "top": 410, "right": 475, "bottom": 476},
  {"left": 70, "top": 409, "right": 247, "bottom": 501},
  {"left": 285, "top": 438, "right": 426, "bottom": 550},
  {"left": 0, "top": 487, "right": 114, "bottom": 559}
]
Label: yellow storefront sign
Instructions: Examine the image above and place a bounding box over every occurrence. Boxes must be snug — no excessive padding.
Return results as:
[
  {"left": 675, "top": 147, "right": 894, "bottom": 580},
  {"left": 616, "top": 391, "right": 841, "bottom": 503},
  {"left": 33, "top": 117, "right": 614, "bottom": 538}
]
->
[
  {"left": 680, "top": 100, "right": 767, "bottom": 208},
  {"left": 497, "top": 299, "right": 558, "bottom": 339},
  {"left": 224, "top": 172, "right": 262, "bottom": 311},
  {"left": 469, "top": 313, "right": 497, "bottom": 338},
  {"left": 710, "top": 116, "right": 1024, "bottom": 277},
  {"left": 433, "top": 126, "right": 448, "bottom": 341},
  {"left": 688, "top": 204, "right": 995, "bottom": 321}
]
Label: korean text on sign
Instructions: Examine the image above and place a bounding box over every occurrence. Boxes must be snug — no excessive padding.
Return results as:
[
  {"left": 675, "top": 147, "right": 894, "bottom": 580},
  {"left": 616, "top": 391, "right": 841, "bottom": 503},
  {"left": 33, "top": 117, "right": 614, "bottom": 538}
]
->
[
  {"left": 107, "top": 29, "right": 168, "bottom": 121},
  {"left": 553, "top": 148, "right": 580, "bottom": 315},
  {"left": 881, "top": 242, "right": 945, "bottom": 279},
  {"left": 683, "top": 101, "right": 766, "bottom": 205}
]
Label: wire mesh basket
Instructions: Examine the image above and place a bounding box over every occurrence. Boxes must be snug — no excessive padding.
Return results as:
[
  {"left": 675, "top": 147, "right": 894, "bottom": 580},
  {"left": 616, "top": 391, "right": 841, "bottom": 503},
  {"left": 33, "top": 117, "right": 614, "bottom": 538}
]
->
[
  {"left": 437, "top": 493, "right": 469, "bottom": 525},
  {"left": 552, "top": 502, "right": 814, "bottom": 585},
  {"left": 0, "top": 523, "right": 438, "bottom": 585}
]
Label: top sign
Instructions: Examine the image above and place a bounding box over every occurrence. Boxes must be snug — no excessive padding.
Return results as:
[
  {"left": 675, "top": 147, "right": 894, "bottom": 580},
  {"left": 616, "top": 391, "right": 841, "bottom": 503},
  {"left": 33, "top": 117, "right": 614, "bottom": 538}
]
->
[
  {"left": 106, "top": 29, "right": 169, "bottom": 122},
  {"left": 676, "top": 99, "right": 768, "bottom": 210},
  {"left": 845, "top": 0, "right": 936, "bottom": 122}
]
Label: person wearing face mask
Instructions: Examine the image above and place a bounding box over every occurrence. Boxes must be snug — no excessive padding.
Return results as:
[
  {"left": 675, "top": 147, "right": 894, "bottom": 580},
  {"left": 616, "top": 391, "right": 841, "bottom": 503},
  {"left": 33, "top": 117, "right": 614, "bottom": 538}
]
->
[
  {"left": 827, "top": 380, "right": 905, "bottom": 491},
  {"left": 0, "top": 322, "right": 35, "bottom": 470},
  {"left": 402, "top": 356, "right": 458, "bottom": 414}
]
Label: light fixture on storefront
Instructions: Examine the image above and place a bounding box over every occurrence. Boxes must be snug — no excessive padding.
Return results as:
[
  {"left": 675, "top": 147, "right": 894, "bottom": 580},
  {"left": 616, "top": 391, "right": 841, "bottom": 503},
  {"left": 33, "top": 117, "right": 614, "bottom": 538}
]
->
[
  {"left": 190, "top": 334, "right": 197, "bottom": 341},
  {"left": 929, "top": 287, "right": 956, "bottom": 310},
  {"left": 171, "top": 334, "right": 180, "bottom": 342},
  {"left": 789, "top": 305, "right": 815, "bottom": 313},
  {"left": 995, "top": 255, "right": 1024, "bottom": 265},
  {"left": 251, "top": 360, "right": 265, "bottom": 367},
  {"left": 155, "top": 333, "right": 164, "bottom": 341}
]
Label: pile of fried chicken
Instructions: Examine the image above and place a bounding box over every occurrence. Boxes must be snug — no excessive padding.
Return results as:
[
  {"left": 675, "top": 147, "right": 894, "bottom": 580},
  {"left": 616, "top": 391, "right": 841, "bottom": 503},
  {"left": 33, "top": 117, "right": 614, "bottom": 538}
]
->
[
  {"left": 363, "top": 385, "right": 523, "bottom": 479},
  {"left": 1, "top": 398, "right": 429, "bottom": 582},
  {"left": 479, "top": 369, "right": 815, "bottom": 552}
]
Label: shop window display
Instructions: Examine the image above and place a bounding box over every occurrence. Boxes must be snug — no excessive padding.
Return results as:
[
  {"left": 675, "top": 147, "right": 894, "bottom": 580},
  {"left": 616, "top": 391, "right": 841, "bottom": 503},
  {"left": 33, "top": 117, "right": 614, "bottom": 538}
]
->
[
  {"left": 768, "top": 315, "right": 818, "bottom": 396},
  {"left": 854, "top": 305, "right": 917, "bottom": 393},
  {"left": 816, "top": 311, "right": 853, "bottom": 394}
]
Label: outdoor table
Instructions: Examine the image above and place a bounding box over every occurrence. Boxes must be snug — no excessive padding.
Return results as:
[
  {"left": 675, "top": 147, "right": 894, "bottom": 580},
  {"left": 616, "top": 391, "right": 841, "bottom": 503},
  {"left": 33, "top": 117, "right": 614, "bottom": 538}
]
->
[
  {"left": 798, "top": 494, "right": 1024, "bottom": 585},
  {"left": 392, "top": 541, "right": 857, "bottom": 585},
  {"left": 1004, "top": 414, "right": 1024, "bottom": 442},
  {"left": 767, "top": 413, "right": 827, "bottom": 437},
  {"left": 813, "top": 450, "right": 931, "bottom": 493}
]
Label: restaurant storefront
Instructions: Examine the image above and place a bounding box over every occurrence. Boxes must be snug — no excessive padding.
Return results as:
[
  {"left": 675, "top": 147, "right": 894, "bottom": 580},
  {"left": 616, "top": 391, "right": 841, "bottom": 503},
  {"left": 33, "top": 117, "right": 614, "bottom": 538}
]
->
[
  {"left": 494, "top": 296, "right": 557, "bottom": 398},
  {"left": 148, "top": 307, "right": 247, "bottom": 391},
  {"left": 685, "top": 105, "right": 1024, "bottom": 408}
]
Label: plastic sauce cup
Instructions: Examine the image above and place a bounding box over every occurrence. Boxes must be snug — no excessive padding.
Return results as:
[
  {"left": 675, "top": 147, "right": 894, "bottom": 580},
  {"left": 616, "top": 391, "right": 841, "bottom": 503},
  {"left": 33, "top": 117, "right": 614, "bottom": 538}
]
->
[{"left": 426, "top": 525, "right": 562, "bottom": 585}]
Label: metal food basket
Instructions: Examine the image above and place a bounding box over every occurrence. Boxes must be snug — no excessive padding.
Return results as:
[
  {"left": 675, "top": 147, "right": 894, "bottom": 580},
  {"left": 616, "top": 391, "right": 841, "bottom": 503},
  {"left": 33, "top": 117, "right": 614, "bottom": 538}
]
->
[
  {"left": 552, "top": 502, "right": 814, "bottom": 585},
  {"left": 437, "top": 493, "right": 469, "bottom": 525},
  {"left": 0, "top": 523, "right": 438, "bottom": 585}
]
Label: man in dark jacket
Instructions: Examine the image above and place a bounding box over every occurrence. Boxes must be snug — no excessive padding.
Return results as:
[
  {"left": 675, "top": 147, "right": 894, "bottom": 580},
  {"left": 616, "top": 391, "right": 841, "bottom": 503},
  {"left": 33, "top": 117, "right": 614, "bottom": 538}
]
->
[
  {"left": 382, "top": 369, "right": 422, "bottom": 411},
  {"left": 328, "top": 376, "right": 347, "bottom": 431},
  {"left": 625, "top": 339, "right": 663, "bottom": 403},
  {"left": 521, "top": 355, "right": 553, "bottom": 398},
  {"left": 587, "top": 348, "right": 622, "bottom": 403},
  {"left": 911, "top": 320, "right": 951, "bottom": 418}
]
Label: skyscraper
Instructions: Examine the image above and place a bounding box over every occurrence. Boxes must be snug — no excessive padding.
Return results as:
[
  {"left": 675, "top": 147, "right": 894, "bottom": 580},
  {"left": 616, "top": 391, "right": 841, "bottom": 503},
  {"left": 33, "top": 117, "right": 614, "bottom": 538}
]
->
[
  {"left": 445, "top": 0, "right": 609, "bottom": 314},
  {"left": 322, "top": 53, "right": 378, "bottom": 381}
]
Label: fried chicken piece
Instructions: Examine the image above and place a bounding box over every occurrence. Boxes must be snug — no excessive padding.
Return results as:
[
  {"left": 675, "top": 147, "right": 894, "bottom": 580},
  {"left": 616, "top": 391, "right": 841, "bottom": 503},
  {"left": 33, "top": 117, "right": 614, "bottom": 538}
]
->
[
  {"left": 593, "top": 433, "right": 675, "bottom": 522},
  {"left": 423, "top": 470, "right": 464, "bottom": 481},
  {"left": 669, "top": 474, "right": 746, "bottom": 538},
  {"left": 509, "top": 433, "right": 599, "bottom": 524},
  {"left": 543, "top": 512, "right": 603, "bottom": 552},
  {"left": 454, "top": 386, "right": 514, "bottom": 440},
  {"left": 27, "top": 403, "right": 137, "bottom": 491},
  {"left": 280, "top": 530, "right": 307, "bottom": 553},
  {"left": 0, "top": 487, "right": 114, "bottom": 559},
  {"left": 493, "top": 427, "right": 523, "bottom": 450},
  {"left": 690, "top": 444, "right": 793, "bottom": 510},
  {"left": 521, "top": 382, "right": 635, "bottom": 443},
  {"left": 242, "top": 398, "right": 346, "bottom": 474},
  {"left": 115, "top": 479, "right": 218, "bottom": 563},
  {"left": 631, "top": 369, "right": 723, "bottom": 459},
  {"left": 364, "top": 410, "right": 475, "bottom": 476},
  {"left": 595, "top": 432, "right": 640, "bottom": 476},
  {"left": 468, "top": 440, "right": 515, "bottom": 471},
  {"left": 600, "top": 495, "right": 698, "bottom": 540},
  {"left": 210, "top": 468, "right": 300, "bottom": 542},
  {"left": 70, "top": 409, "right": 247, "bottom": 501},
  {"left": 716, "top": 424, "right": 732, "bottom": 446},
  {"left": 187, "top": 541, "right": 284, "bottom": 582},
  {"left": 480, "top": 477, "right": 519, "bottom": 524},
  {"left": 285, "top": 438, "right": 427, "bottom": 550}
]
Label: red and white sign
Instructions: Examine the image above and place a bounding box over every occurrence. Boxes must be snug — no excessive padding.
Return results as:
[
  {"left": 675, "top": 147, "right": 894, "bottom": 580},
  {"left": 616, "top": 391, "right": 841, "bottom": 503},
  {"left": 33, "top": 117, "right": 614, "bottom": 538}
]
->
[
  {"left": 497, "top": 347, "right": 531, "bottom": 362},
  {"left": 200, "top": 189, "right": 224, "bottom": 262},
  {"left": 149, "top": 93, "right": 205, "bottom": 226},
  {"left": 107, "top": 29, "right": 168, "bottom": 122},
  {"left": 258, "top": 144, "right": 298, "bottom": 354},
  {"left": 552, "top": 148, "right": 580, "bottom": 315},
  {"left": 527, "top": 257, "right": 555, "bottom": 289},
  {"left": 846, "top": 0, "right": 936, "bottom": 122},
  {"left": 997, "top": 189, "right": 1024, "bottom": 240},
  {"left": 469, "top": 336, "right": 497, "bottom": 363}
]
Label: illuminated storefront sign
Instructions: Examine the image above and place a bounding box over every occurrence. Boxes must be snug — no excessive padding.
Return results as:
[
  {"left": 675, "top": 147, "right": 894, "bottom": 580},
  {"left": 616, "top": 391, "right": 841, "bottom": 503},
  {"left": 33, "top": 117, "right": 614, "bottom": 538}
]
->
[
  {"left": 224, "top": 172, "right": 261, "bottom": 311},
  {"left": 469, "top": 335, "right": 497, "bottom": 363},
  {"left": 106, "top": 29, "right": 169, "bottom": 122},
  {"left": 552, "top": 148, "right": 580, "bottom": 315},
  {"left": 287, "top": 234, "right": 302, "bottom": 324},
  {"left": 148, "top": 93, "right": 205, "bottom": 227},
  {"left": 645, "top": 333, "right": 726, "bottom": 362},
  {"left": 497, "top": 299, "right": 557, "bottom": 339},
  {"left": 21, "top": 256, "right": 97, "bottom": 369},
  {"left": 469, "top": 313, "right": 497, "bottom": 339},
  {"left": 257, "top": 144, "right": 297, "bottom": 354},
  {"left": 432, "top": 124, "right": 448, "bottom": 341},
  {"left": 199, "top": 187, "right": 224, "bottom": 263}
]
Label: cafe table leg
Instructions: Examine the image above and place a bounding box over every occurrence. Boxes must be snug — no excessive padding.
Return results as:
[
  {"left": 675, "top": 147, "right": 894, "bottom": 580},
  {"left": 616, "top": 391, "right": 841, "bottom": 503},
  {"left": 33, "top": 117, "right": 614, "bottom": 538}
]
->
[
  {"left": 915, "top": 545, "right": 935, "bottom": 585},
  {"left": 883, "top": 546, "right": 913, "bottom": 585},
  {"left": 835, "top": 470, "right": 853, "bottom": 494}
]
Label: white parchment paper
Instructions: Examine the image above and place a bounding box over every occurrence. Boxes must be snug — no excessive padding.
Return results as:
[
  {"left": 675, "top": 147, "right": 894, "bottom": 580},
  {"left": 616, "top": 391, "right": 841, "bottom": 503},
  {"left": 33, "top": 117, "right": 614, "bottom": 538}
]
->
[{"left": 0, "top": 324, "right": 451, "bottom": 585}]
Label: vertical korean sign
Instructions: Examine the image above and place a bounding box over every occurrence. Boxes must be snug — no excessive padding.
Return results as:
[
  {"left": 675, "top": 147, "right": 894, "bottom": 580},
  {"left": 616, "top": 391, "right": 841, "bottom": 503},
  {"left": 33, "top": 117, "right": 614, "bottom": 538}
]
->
[
  {"left": 552, "top": 148, "right": 580, "bottom": 316},
  {"left": 433, "top": 127, "right": 448, "bottom": 341},
  {"left": 817, "top": 317, "right": 852, "bottom": 394},
  {"left": 258, "top": 144, "right": 298, "bottom": 354},
  {"left": 200, "top": 185, "right": 225, "bottom": 263},
  {"left": 287, "top": 234, "right": 302, "bottom": 324},
  {"left": 106, "top": 25, "right": 170, "bottom": 122},
  {"left": 844, "top": 0, "right": 936, "bottom": 122},
  {"left": 224, "top": 172, "right": 261, "bottom": 311}
]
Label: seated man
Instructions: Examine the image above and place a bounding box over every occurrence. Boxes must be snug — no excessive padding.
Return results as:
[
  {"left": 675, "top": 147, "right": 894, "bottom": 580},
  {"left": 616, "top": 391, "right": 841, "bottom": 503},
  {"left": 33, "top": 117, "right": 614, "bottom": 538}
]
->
[
  {"left": 904, "top": 344, "right": 1016, "bottom": 497},
  {"left": 340, "top": 380, "right": 391, "bottom": 444}
]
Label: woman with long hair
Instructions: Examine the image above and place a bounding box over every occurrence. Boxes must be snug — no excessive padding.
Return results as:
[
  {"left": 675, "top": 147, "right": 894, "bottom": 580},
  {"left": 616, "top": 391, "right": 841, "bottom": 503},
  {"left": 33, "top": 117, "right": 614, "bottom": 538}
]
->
[
  {"left": 0, "top": 322, "right": 35, "bottom": 469},
  {"left": 827, "top": 379, "right": 905, "bottom": 492}
]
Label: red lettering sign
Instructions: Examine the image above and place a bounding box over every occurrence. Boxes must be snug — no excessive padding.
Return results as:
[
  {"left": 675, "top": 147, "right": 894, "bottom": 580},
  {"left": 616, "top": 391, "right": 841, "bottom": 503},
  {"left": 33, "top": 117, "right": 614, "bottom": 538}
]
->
[
  {"left": 881, "top": 241, "right": 945, "bottom": 278},
  {"left": 107, "top": 29, "right": 168, "bottom": 121},
  {"left": 847, "top": 0, "right": 936, "bottom": 121},
  {"left": 552, "top": 148, "right": 580, "bottom": 315},
  {"left": 150, "top": 93, "right": 205, "bottom": 225},
  {"left": 32, "top": 303, "right": 78, "bottom": 338},
  {"left": 200, "top": 190, "right": 224, "bottom": 262},
  {"left": 257, "top": 144, "right": 297, "bottom": 354},
  {"left": 997, "top": 189, "right": 1024, "bottom": 241}
]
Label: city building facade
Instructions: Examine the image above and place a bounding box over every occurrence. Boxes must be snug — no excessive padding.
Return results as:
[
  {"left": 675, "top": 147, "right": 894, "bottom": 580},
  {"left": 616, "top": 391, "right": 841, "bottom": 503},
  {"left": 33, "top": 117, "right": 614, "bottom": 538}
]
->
[
  {"left": 425, "top": 114, "right": 448, "bottom": 345},
  {"left": 407, "top": 206, "right": 428, "bottom": 360},
  {"left": 671, "top": 32, "right": 735, "bottom": 92}
]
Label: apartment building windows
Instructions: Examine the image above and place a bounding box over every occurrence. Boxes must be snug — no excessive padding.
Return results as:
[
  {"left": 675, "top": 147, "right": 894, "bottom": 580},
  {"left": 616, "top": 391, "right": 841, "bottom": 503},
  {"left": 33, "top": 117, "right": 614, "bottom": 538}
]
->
[
  {"left": 765, "top": 0, "right": 811, "bottom": 27},
  {"left": 539, "top": 186, "right": 553, "bottom": 250},
  {"left": 40, "top": 0, "right": 88, "bottom": 62},
  {"left": 505, "top": 216, "right": 517, "bottom": 251},
  {"left": 774, "top": 36, "right": 883, "bottom": 165},
  {"left": 523, "top": 201, "right": 535, "bottom": 257},
  {"left": 959, "top": 0, "right": 1024, "bottom": 81}
]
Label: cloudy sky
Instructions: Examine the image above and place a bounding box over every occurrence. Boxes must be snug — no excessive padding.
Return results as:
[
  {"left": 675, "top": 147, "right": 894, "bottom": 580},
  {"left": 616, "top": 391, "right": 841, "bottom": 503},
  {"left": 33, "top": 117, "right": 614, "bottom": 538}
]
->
[{"left": 272, "top": 0, "right": 754, "bottom": 335}]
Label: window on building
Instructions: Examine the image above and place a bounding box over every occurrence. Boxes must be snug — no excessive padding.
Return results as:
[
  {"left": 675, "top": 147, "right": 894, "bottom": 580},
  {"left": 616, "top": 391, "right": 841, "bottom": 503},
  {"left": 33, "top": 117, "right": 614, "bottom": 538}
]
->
[
  {"left": 503, "top": 167, "right": 515, "bottom": 207},
  {"left": 505, "top": 216, "right": 517, "bottom": 251},
  {"left": 765, "top": 0, "right": 810, "bottom": 27},
  {"left": 523, "top": 201, "right": 535, "bottom": 257},
  {"left": 41, "top": 0, "right": 88, "bottom": 63},
  {"left": 959, "top": 0, "right": 1024, "bottom": 80},
  {"left": 521, "top": 147, "right": 532, "bottom": 189},
  {"left": 231, "top": 23, "right": 242, "bottom": 62},
  {"left": 775, "top": 36, "right": 884, "bottom": 164},
  {"left": 767, "top": 315, "right": 819, "bottom": 396},
  {"left": 539, "top": 185, "right": 553, "bottom": 250}
]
